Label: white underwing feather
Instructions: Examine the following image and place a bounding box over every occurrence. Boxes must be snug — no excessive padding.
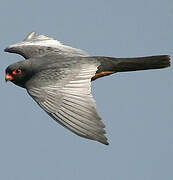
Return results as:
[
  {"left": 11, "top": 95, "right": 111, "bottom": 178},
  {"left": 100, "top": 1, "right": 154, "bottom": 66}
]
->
[{"left": 27, "top": 62, "right": 109, "bottom": 145}]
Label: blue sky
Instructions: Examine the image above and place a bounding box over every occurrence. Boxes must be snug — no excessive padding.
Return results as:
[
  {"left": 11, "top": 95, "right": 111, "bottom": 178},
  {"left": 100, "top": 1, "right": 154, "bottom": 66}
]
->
[{"left": 0, "top": 0, "right": 173, "bottom": 179}]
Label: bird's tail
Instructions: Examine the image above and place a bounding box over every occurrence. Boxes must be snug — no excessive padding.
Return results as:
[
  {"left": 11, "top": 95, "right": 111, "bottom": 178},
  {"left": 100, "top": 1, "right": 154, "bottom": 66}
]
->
[
  {"left": 112, "top": 55, "right": 170, "bottom": 72},
  {"left": 91, "top": 55, "right": 170, "bottom": 80}
]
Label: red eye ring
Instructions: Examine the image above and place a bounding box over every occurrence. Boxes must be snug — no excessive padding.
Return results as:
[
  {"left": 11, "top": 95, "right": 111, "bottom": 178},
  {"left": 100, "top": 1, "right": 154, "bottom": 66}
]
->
[{"left": 12, "top": 69, "right": 22, "bottom": 75}]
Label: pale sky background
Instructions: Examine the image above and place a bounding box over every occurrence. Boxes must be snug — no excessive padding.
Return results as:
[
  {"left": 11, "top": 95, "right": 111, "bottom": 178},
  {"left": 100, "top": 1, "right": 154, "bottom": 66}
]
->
[{"left": 0, "top": 0, "right": 173, "bottom": 180}]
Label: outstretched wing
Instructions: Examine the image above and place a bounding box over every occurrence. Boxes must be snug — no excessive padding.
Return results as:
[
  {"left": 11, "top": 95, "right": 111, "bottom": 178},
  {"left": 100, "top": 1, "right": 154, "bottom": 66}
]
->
[
  {"left": 4, "top": 31, "right": 89, "bottom": 59},
  {"left": 26, "top": 60, "right": 109, "bottom": 145}
]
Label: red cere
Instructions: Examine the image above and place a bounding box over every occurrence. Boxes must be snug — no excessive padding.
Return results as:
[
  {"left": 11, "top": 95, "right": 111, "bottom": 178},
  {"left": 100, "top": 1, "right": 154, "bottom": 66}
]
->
[
  {"left": 6, "top": 73, "right": 14, "bottom": 81},
  {"left": 12, "top": 69, "right": 22, "bottom": 75}
]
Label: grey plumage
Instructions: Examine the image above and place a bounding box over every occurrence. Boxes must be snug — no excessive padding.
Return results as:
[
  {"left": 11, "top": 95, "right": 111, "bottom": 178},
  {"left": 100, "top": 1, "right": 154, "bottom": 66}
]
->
[
  {"left": 5, "top": 31, "right": 171, "bottom": 145},
  {"left": 27, "top": 59, "right": 108, "bottom": 145},
  {"left": 4, "top": 31, "right": 89, "bottom": 59}
]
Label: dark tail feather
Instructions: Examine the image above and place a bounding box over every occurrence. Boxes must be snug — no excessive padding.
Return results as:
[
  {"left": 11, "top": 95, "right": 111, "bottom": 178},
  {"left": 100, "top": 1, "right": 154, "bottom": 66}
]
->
[
  {"left": 95, "top": 55, "right": 171, "bottom": 73},
  {"left": 114, "top": 55, "right": 171, "bottom": 72}
]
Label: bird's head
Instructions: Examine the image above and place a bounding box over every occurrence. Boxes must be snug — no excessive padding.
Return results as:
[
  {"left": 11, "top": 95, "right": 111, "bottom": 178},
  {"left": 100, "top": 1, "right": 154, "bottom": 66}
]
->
[{"left": 5, "top": 60, "right": 33, "bottom": 88}]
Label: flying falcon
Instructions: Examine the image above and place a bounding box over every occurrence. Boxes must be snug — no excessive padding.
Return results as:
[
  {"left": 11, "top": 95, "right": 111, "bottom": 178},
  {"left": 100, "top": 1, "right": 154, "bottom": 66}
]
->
[{"left": 5, "top": 31, "right": 170, "bottom": 145}]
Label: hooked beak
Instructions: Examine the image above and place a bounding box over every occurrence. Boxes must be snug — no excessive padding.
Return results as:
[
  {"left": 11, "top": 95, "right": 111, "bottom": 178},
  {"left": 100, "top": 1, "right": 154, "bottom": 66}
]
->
[{"left": 5, "top": 73, "right": 14, "bottom": 82}]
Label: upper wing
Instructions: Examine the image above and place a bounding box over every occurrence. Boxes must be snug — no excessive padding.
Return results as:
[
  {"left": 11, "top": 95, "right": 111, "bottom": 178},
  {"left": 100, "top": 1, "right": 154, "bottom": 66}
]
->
[
  {"left": 4, "top": 31, "right": 89, "bottom": 59},
  {"left": 26, "top": 60, "right": 109, "bottom": 145}
]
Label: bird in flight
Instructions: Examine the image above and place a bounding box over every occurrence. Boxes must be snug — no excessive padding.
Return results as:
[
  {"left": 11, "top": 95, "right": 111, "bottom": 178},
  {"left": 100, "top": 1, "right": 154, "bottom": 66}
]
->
[{"left": 5, "top": 31, "right": 170, "bottom": 145}]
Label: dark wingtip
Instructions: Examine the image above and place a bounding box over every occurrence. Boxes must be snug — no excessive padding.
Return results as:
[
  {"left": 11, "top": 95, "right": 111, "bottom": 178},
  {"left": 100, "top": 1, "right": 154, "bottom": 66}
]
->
[
  {"left": 4, "top": 47, "right": 15, "bottom": 53},
  {"left": 100, "top": 139, "right": 109, "bottom": 145},
  {"left": 4, "top": 47, "right": 9, "bottom": 52},
  {"left": 105, "top": 141, "right": 109, "bottom": 145}
]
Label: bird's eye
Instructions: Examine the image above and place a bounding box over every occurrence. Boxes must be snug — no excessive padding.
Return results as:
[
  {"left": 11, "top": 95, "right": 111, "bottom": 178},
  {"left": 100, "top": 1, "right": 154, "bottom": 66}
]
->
[{"left": 12, "top": 69, "right": 22, "bottom": 75}]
